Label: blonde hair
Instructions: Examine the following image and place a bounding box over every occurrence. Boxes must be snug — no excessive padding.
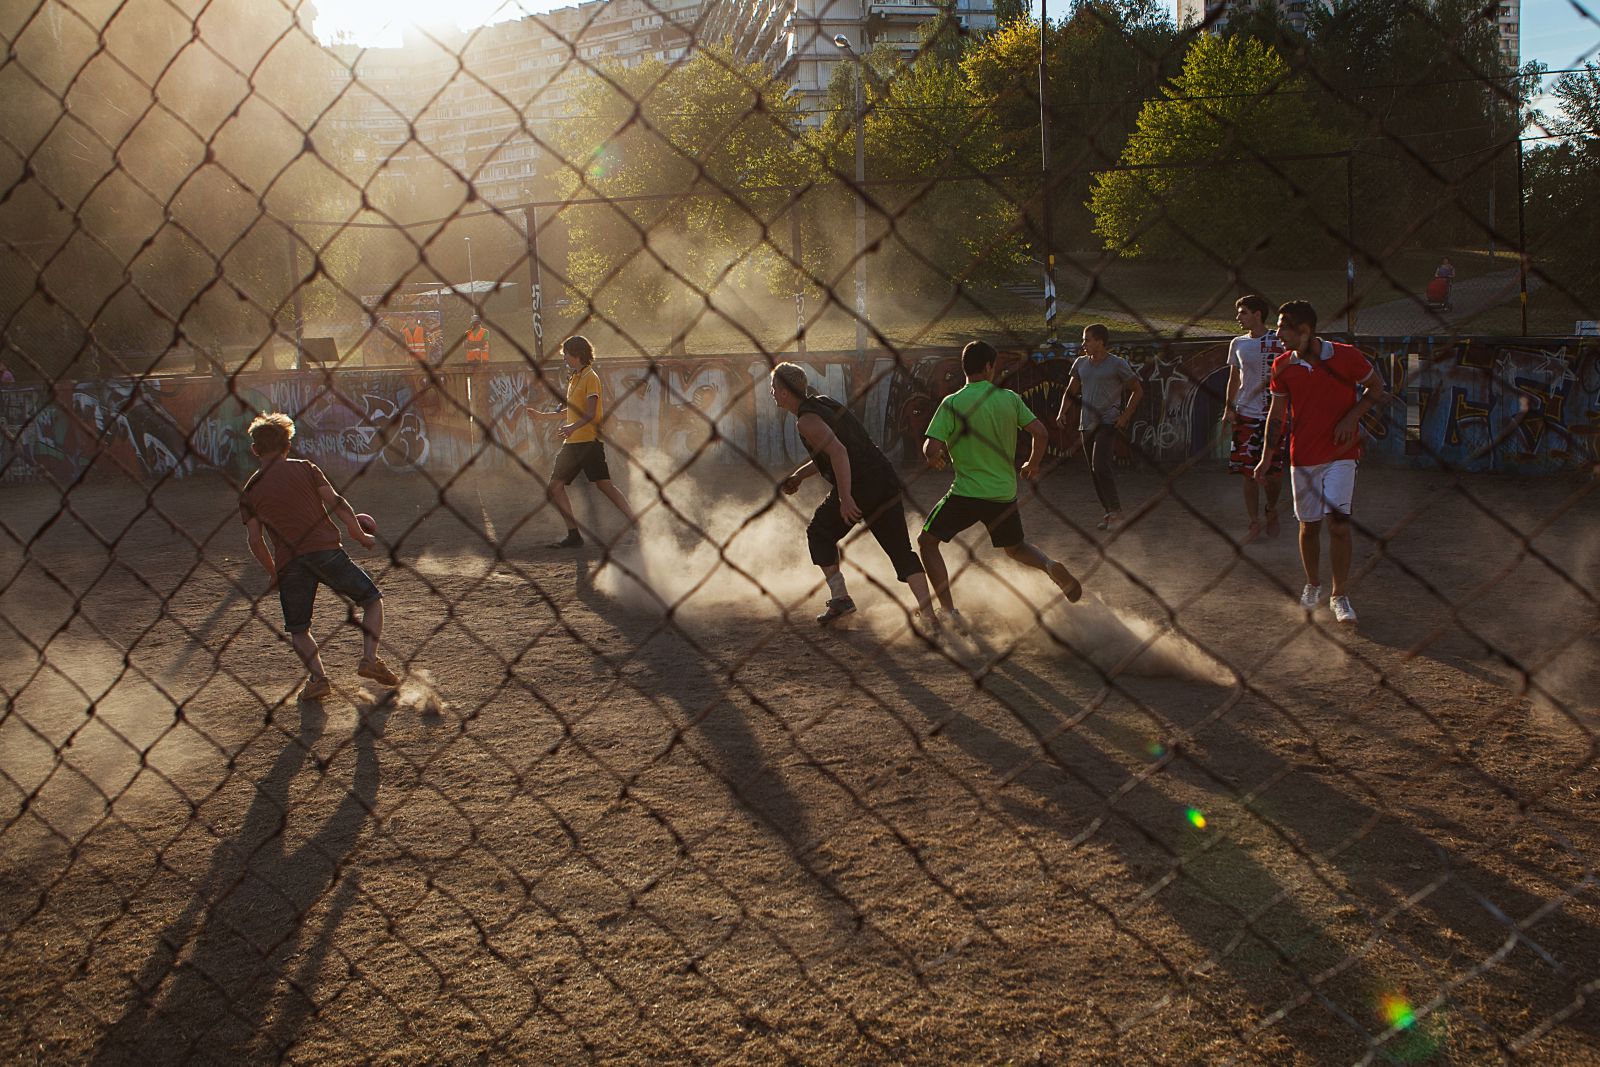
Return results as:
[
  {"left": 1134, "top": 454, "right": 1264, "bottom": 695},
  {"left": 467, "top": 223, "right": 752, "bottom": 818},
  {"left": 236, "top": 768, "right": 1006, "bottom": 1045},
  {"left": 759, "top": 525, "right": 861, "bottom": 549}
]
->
[
  {"left": 248, "top": 412, "right": 295, "bottom": 454},
  {"left": 770, "top": 362, "right": 814, "bottom": 399}
]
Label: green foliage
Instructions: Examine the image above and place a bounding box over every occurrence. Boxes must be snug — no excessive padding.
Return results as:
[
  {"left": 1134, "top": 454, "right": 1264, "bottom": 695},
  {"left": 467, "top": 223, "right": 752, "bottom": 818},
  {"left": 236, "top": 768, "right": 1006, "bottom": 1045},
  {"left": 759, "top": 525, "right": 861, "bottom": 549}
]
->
[
  {"left": 1304, "top": 0, "right": 1514, "bottom": 250},
  {"left": 961, "top": 4, "right": 1180, "bottom": 253},
  {"left": 548, "top": 45, "right": 805, "bottom": 322},
  {"left": 1088, "top": 34, "right": 1341, "bottom": 261},
  {"left": 1525, "top": 66, "right": 1600, "bottom": 300}
]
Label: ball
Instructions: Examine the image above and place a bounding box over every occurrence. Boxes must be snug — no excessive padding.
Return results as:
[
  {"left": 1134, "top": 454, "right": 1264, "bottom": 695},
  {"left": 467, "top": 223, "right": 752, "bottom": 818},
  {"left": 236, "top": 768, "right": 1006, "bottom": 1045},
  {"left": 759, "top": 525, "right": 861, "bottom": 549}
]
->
[{"left": 356, "top": 512, "right": 377, "bottom": 535}]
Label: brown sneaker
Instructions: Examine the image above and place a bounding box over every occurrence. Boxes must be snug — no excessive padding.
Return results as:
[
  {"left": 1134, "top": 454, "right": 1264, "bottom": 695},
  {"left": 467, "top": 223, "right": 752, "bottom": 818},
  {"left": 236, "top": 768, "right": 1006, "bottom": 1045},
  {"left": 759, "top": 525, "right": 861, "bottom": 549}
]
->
[
  {"left": 1047, "top": 561, "right": 1082, "bottom": 603},
  {"left": 357, "top": 657, "right": 400, "bottom": 687},
  {"left": 300, "top": 676, "right": 332, "bottom": 702}
]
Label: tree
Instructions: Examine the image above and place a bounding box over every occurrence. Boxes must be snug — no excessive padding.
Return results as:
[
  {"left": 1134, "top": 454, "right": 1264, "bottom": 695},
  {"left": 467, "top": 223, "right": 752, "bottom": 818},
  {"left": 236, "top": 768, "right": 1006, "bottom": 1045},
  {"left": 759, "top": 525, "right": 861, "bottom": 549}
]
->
[
  {"left": 1524, "top": 65, "right": 1600, "bottom": 299},
  {"left": 1303, "top": 0, "right": 1512, "bottom": 252},
  {"left": 962, "top": 3, "right": 1180, "bottom": 255},
  {"left": 548, "top": 45, "right": 805, "bottom": 333},
  {"left": 1088, "top": 33, "right": 1341, "bottom": 261}
]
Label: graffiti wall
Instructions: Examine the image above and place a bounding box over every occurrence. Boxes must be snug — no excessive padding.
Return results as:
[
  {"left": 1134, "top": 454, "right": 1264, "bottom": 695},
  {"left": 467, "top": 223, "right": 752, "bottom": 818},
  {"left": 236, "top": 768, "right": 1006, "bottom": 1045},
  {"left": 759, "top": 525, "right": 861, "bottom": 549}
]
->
[
  {"left": 3, "top": 339, "right": 1596, "bottom": 487},
  {"left": 1391, "top": 339, "right": 1600, "bottom": 473}
]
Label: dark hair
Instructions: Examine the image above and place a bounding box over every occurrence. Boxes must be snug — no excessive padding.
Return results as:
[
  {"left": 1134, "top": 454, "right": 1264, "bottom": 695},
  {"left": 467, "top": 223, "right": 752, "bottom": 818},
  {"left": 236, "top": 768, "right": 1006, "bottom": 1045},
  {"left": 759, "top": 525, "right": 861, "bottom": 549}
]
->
[
  {"left": 1083, "top": 323, "right": 1110, "bottom": 344},
  {"left": 561, "top": 335, "right": 595, "bottom": 366},
  {"left": 1277, "top": 300, "right": 1317, "bottom": 332},
  {"left": 1235, "top": 294, "right": 1271, "bottom": 319},
  {"left": 961, "top": 340, "right": 998, "bottom": 376}
]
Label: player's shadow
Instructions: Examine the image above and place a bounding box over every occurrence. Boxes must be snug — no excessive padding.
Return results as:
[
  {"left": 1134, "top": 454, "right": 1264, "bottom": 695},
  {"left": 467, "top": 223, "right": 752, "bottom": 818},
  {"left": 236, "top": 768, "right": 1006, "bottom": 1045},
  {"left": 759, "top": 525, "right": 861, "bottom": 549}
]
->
[
  {"left": 90, "top": 697, "right": 389, "bottom": 1065},
  {"left": 1000, "top": 652, "right": 1600, "bottom": 1052},
  {"left": 573, "top": 561, "right": 868, "bottom": 937},
  {"left": 869, "top": 651, "right": 1401, "bottom": 1061},
  {"left": 1133, "top": 666, "right": 1600, "bottom": 1049}
]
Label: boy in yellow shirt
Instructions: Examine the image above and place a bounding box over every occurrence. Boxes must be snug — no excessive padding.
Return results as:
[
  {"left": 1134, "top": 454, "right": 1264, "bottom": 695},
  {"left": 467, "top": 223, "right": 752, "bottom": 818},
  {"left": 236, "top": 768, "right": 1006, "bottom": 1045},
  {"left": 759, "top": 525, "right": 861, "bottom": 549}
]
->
[{"left": 527, "top": 335, "right": 636, "bottom": 548}]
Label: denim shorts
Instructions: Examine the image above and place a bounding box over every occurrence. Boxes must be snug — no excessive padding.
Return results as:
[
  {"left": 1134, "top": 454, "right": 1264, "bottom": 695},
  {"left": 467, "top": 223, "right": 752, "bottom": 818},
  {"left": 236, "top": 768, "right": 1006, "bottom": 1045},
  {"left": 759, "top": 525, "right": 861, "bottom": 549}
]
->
[{"left": 277, "top": 549, "right": 382, "bottom": 633}]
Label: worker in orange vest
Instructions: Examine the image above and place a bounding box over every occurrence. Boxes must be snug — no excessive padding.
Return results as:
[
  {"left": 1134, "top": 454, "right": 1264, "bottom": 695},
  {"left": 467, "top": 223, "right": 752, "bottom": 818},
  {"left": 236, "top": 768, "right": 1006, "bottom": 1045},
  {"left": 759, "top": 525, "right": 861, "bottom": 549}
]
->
[
  {"left": 404, "top": 318, "right": 428, "bottom": 362},
  {"left": 465, "top": 317, "right": 489, "bottom": 363}
]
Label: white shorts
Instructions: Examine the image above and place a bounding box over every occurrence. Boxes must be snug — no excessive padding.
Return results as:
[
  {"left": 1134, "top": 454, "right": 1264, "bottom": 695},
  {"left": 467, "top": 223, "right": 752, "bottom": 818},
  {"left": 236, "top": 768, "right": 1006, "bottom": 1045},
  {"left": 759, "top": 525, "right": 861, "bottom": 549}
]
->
[{"left": 1291, "top": 460, "right": 1357, "bottom": 523}]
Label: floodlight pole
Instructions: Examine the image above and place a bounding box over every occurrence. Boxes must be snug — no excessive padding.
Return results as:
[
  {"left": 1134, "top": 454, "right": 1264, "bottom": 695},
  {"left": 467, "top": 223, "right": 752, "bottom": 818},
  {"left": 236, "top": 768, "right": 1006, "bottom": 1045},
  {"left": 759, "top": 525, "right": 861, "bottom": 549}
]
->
[
  {"left": 834, "top": 31, "right": 868, "bottom": 358},
  {"left": 522, "top": 206, "right": 544, "bottom": 363},
  {"left": 1040, "top": 0, "right": 1055, "bottom": 339}
]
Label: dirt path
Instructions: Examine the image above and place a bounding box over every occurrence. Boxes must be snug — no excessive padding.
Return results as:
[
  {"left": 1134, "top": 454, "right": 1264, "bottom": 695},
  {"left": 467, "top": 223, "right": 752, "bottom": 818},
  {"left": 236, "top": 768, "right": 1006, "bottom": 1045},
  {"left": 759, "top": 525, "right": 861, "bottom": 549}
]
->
[{"left": 1, "top": 463, "right": 1596, "bottom": 1063}]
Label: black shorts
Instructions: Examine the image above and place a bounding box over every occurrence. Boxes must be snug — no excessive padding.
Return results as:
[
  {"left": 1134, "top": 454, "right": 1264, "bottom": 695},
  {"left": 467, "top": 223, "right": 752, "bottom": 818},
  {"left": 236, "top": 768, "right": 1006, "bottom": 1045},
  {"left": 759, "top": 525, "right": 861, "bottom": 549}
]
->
[
  {"left": 551, "top": 441, "right": 611, "bottom": 485},
  {"left": 808, "top": 486, "right": 924, "bottom": 582},
  {"left": 922, "top": 492, "right": 1024, "bottom": 549},
  {"left": 277, "top": 549, "right": 382, "bottom": 634}
]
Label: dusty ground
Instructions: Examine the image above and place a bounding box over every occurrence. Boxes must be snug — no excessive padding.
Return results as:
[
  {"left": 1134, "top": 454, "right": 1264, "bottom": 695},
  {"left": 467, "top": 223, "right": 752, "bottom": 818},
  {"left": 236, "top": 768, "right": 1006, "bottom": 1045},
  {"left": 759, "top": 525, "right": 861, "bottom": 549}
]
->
[{"left": 1, "top": 457, "right": 1597, "bottom": 1065}]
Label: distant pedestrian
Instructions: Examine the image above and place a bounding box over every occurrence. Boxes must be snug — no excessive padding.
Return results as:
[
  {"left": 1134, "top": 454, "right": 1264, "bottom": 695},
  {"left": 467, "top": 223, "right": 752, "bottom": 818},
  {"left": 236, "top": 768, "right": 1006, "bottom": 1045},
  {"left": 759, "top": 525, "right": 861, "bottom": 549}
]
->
[
  {"left": 1434, "top": 257, "right": 1456, "bottom": 310},
  {"left": 1059, "top": 324, "right": 1143, "bottom": 531},
  {"left": 1255, "top": 301, "right": 1387, "bottom": 625},
  {"left": 1222, "top": 294, "right": 1287, "bottom": 542}
]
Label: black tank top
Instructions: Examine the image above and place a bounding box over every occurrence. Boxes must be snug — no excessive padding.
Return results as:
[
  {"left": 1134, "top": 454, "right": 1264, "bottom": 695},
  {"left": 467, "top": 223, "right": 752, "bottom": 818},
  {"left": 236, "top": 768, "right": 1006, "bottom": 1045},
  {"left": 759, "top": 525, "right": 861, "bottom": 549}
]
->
[{"left": 797, "top": 395, "right": 899, "bottom": 490}]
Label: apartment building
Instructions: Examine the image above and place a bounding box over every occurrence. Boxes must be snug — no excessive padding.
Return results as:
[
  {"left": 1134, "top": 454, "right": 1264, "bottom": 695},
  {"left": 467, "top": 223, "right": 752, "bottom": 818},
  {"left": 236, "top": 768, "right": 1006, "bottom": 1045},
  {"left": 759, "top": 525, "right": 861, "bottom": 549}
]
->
[
  {"left": 700, "top": 0, "right": 998, "bottom": 110},
  {"left": 326, "top": 0, "right": 701, "bottom": 204},
  {"left": 323, "top": 0, "right": 993, "bottom": 203}
]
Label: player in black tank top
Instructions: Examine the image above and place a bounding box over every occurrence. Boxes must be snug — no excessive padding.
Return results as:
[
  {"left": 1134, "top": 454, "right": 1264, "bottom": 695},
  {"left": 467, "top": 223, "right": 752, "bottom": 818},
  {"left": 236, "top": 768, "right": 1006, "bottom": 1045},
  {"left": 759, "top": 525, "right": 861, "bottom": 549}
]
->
[{"left": 771, "top": 364, "right": 938, "bottom": 633}]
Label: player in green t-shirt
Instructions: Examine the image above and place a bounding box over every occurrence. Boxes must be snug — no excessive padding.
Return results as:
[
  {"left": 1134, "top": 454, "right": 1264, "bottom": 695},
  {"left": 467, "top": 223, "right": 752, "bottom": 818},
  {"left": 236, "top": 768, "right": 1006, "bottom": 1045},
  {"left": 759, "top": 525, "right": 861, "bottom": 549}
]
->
[{"left": 917, "top": 341, "right": 1083, "bottom": 630}]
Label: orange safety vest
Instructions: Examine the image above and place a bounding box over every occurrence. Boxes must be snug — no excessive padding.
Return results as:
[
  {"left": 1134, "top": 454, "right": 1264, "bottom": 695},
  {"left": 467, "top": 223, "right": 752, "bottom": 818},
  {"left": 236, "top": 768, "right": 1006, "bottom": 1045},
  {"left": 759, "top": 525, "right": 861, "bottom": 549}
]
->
[
  {"left": 465, "top": 324, "right": 489, "bottom": 362},
  {"left": 403, "top": 323, "right": 428, "bottom": 360}
]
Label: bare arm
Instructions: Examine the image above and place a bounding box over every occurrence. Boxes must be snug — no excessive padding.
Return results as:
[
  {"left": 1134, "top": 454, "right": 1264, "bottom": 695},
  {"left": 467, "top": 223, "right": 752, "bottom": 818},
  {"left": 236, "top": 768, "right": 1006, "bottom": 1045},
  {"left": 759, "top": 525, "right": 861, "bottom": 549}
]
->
[
  {"left": 781, "top": 459, "right": 818, "bottom": 495},
  {"left": 1335, "top": 367, "right": 1388, "bottom": 444},
  {"left": 1117, "top": 376, "right": 1144, "bottom": 429},
  {"left": 1019, "top": 418, "right": 1048, "bottom": 481},
  {"left": 245, "top": 518, "right": 277, "bottom": 586},
  {"left": 318, "top": 483, "right": 376, "bottom": 549},
  {"left": 1223, "top": 364, "right": 1241, "bottom": 422},
  {"left": 1056, "top": 374, "right": 1081, "bottom": 428},
  {"left": 796, "top": 413, "right": 858, "bottom": 521},
  {"left": 1252, "top": 393, "right": 1287, "bottom": 479},
  {"left": 560, "top": 392, "right": 600, "bottom": 439}
]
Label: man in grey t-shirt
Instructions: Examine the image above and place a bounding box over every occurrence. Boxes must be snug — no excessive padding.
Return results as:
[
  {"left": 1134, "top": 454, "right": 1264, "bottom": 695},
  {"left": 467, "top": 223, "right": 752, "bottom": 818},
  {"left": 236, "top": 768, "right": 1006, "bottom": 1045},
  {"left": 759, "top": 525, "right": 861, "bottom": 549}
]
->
[{"left": 1058, "top": 324, "right": 1143, "bottom": 530}]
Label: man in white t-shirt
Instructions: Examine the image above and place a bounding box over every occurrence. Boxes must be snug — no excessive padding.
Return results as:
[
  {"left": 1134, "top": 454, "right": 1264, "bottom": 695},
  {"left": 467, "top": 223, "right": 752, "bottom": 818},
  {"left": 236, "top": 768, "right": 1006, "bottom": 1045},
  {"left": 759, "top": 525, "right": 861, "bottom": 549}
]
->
[{"left": 1221, "top": 294, "right": 1287, "bottom": 542}]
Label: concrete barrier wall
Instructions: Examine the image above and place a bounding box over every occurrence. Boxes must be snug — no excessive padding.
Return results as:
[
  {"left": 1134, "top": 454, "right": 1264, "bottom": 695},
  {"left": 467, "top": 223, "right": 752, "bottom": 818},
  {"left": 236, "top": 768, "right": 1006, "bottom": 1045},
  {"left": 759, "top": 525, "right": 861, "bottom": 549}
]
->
[{"left": 4, "top": 338, "right": 1596, "bottom": 486}]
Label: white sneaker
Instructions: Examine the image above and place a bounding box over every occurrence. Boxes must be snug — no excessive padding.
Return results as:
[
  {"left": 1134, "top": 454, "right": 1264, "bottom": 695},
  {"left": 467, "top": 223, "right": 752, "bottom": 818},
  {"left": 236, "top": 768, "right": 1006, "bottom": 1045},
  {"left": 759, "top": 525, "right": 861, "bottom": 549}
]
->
[
  {"left": 1331, "top": 595, "right": 1357, "bottom": 624},
  {"left": 1299, "top": 584, "right": 1323, "bottom": 611}
]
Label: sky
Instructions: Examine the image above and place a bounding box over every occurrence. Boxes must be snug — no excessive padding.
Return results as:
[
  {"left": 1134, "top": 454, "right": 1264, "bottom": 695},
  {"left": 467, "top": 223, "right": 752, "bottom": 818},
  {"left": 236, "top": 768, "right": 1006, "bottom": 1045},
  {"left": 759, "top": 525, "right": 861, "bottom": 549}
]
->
[{"left": 310, "top": 0, "right": 1600, "bottom": 74}]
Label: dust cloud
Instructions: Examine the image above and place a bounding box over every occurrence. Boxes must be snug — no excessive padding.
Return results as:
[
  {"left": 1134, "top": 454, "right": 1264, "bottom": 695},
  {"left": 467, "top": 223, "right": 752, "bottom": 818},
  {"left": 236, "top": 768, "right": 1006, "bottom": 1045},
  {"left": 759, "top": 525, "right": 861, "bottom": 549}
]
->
[{"left": 593, "top": 454, "right": 1232, "bottom": 683}]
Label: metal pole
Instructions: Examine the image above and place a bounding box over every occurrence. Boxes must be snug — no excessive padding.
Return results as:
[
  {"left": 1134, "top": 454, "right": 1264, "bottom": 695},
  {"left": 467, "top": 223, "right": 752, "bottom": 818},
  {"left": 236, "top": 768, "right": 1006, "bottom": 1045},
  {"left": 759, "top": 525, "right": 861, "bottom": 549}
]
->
[
  {"left": 465, "top": 236, "right": 475, "bottom": 293},
  {"left": 791, "top": 203, "right": 807, "bottom": 358},
  {"left": 1040, "top": 0, "right": 1056, "bottom": 339},
  {"left": 853, "top": 43, "right": 868, "bottom": 358},
  {"left": 1516, "top": 134, "right": 1528, "bottom": 336},
  {"left": 522, "top": 206, "right": 544, "bottom": 364},
  {"left": 286, "top": 224, "right": 304, "bottom": 370},
  {"left": 1346, "top": 151, "right": 1357, "bottom": 336}
]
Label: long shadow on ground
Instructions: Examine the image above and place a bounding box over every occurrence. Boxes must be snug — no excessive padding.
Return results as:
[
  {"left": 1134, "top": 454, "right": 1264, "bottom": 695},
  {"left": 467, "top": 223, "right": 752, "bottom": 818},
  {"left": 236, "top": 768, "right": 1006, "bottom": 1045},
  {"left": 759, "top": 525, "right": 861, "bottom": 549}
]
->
[{"left": 91, "top": 697, "right": 389, "bottom": 1065}]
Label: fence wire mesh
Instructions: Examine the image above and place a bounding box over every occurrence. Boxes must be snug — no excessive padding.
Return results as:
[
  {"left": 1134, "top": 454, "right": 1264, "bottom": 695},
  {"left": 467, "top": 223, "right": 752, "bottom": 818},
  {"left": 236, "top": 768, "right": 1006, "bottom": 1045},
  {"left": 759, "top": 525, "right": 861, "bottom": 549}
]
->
[{"left": 3, "top": 0, "right": 1599, "bottom": 1062}]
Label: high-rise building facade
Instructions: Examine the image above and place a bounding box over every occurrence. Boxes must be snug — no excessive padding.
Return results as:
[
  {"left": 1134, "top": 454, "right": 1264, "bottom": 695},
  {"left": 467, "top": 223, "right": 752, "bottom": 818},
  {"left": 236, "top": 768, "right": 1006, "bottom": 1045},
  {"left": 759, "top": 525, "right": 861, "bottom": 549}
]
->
[{"left": 323, "top": 0, "right": 995, "bottom": 204}]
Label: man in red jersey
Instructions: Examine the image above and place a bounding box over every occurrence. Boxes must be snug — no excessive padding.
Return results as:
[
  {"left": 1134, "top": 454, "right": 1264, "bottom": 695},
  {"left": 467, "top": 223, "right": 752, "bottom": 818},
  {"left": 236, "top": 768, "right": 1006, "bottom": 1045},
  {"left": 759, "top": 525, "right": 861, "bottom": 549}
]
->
[{"left": 1254, "top": 301, "right": 1387, "bottom": 625}]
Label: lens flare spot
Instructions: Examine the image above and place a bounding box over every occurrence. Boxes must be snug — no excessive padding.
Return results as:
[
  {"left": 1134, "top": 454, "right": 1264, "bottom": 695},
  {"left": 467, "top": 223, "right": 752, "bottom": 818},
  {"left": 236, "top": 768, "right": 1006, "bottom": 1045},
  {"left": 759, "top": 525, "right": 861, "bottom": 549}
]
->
[
  {"left": 1185, "top": 807, "right": 1206, "bottom": 830},
  {"left": 1382, "top": 994, "right": 1416, "bottom": 1031},
  {"left": 1147, "top": 741, "right": 1167, "bottom": 758}
]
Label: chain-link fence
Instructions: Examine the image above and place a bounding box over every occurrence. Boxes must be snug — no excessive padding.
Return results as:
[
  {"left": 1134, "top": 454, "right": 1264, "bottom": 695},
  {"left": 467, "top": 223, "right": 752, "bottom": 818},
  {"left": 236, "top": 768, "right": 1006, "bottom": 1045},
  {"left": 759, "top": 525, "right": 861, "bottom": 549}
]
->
[{"left": 3, "top": 0, "right": 1599, "bottom": 1062}]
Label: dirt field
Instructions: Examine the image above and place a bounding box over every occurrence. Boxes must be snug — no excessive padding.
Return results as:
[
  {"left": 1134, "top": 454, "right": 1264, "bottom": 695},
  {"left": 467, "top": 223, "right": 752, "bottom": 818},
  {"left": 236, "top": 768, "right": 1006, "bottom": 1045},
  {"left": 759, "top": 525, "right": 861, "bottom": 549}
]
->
[{"left": 1, "top": 458, "right": 1597, "bottom": 1064}]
